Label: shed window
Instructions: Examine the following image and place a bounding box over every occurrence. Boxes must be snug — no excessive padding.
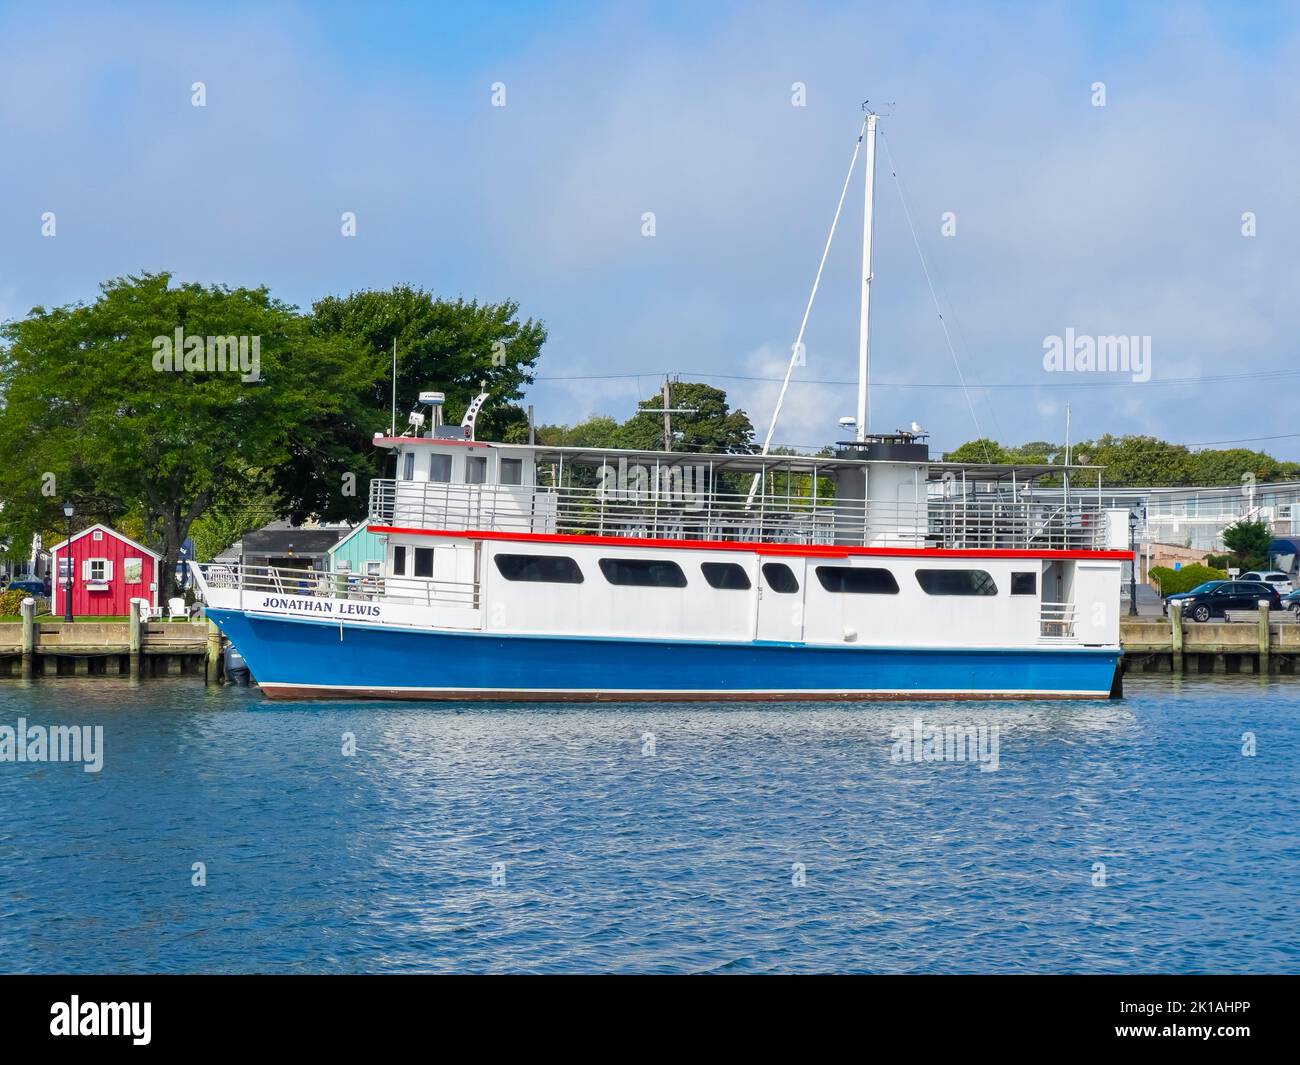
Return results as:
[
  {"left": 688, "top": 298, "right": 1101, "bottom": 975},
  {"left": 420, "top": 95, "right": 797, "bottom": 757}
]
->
[
  {"left": 762, "top": 562, "right": 800, "bottom": 594},
  {"left": 413, "top": 548, "right": 434, "bottom": 578},
  {"left": 815, "top": 566, "right": 899, "bottom": 594},
  {"left": 500, "top": 458, "right": 523, "bottom": 485},
  {"left": 1011, "top": 572, "right": 1037, "bottom": 596},
  {"left": 701, "top": 562, "right": 751, "bottom": 590},
  {"left": 598, "top": 558, "right": 687, "bottom": 588},
  {"left": 495, "top": 554, "right": 584, "bottom": 584},
  {"left": 915, "top": 569, "right": 998, "bottom": 596},
  {"left": 429, "top": 453, "right": 452, "bottom": 482}
]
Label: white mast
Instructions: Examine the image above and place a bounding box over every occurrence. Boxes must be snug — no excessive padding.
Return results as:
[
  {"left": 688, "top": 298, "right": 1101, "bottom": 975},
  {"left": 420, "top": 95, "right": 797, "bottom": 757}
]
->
[{"left": 856, "top": 110, "right": 878, "bottom": 442}]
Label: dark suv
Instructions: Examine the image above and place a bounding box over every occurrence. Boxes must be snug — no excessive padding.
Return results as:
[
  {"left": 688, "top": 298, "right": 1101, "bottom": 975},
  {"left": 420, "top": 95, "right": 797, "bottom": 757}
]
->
[{"left": 1174, "top": 580, "right": 1281, "bottom": 622}]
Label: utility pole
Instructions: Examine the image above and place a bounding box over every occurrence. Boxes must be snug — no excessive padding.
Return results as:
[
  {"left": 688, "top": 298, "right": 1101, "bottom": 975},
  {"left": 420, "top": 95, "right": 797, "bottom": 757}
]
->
[
  {"left": 662, "top": 378, "right": 672, "bottom": 452},
  {"left": 632, "top": 376, "right": 696, "bottom": 452}
]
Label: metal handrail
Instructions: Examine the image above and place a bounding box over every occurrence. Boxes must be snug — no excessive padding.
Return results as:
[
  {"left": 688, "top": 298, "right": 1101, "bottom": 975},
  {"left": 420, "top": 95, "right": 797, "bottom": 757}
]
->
[
  {"left": 368, "top": 478, "right": 1109, "bottom": 550},
  {"left": 192, "top": 562, "right": 479, "bottom": 608}
]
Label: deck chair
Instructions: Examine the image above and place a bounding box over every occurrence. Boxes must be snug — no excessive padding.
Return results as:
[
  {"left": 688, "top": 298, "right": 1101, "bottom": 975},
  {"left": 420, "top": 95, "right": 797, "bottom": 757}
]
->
[{"left": 166, "top": 597, "right": 189, "bottom": 621}]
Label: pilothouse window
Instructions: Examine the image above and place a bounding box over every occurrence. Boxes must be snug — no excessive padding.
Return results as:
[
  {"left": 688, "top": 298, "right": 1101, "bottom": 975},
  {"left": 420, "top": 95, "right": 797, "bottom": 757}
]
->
[
  {"left": 500, "top": 458, "right": 523, "bottom": 485},
  {"left": 915, "top": 569, "right": 998, "bottom": 596},
  {"left": 598, "top": 558, "right": 687, "bottom": 588}
]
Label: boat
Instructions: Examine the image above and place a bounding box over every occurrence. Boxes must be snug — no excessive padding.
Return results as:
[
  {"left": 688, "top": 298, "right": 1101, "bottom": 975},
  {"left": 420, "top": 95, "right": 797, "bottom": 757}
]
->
[{"left": 191, "top": 111, "right": 1130, "bottom": 701}]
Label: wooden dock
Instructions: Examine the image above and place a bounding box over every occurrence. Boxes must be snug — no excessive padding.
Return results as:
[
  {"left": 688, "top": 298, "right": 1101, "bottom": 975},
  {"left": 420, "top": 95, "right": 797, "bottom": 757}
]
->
[
  {"left": 1121, "top": 601, "right": 1300, "bottom": 674},
  {"left": 0, "top": 600, "right": 221, "bottom": 680}
]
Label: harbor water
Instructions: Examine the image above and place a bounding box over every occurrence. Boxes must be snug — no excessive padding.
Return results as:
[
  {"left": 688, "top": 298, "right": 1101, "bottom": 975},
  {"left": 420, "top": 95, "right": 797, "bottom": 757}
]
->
[{"left": 0, "top": 676, "right": 1296, "bottom": 973}]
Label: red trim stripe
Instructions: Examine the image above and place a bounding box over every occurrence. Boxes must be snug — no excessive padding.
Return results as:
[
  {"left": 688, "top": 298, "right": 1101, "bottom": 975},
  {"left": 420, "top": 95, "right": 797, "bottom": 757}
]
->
[{"left": 369, "top": 525, "right": 1133, "bottom": 561}]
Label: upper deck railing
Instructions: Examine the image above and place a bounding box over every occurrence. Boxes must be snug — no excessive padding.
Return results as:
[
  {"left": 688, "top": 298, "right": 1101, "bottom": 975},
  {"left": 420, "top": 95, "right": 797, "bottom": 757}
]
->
[{"left": 368, "top": 478, "right": 1110, "bottom": 551}]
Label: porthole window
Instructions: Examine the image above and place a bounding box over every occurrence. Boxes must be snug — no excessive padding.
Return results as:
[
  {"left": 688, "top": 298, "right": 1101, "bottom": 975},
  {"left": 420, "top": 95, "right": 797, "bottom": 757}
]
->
[
  {"left": 1011, "top": 572, "right": 1037, "bottom": 596},
  {"left": 495, "top": 554, "right": 584, "bottom": 584},
  {"left": 702, "top": 562, "right": 751, "bottom": 590},
  {"left": 915, "top": 569, "right": 998, "bottom": 596},
  {"left": 762, "top": 562, "right": 800, "bottom": 594},
  {"left": 815, "top": 566, "right": 899, "bottom": 594},
  {"left": 598, "top": 558, "right": 687, "bottom": 588}
]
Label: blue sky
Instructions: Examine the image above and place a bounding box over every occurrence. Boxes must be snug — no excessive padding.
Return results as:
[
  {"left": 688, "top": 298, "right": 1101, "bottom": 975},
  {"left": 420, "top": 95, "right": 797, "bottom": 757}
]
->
[{"left": 2, "top": 1, "right": 1298, "bottom": 456}]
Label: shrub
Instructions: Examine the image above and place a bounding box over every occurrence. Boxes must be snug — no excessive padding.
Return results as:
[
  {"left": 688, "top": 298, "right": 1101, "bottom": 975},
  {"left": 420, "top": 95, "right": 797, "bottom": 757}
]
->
[
  {"left": 1149, "top": 563, "right": 1227, "bottom": 596},
  {"left": 0, "top": 588, "right": 32, "bottom": 616}
]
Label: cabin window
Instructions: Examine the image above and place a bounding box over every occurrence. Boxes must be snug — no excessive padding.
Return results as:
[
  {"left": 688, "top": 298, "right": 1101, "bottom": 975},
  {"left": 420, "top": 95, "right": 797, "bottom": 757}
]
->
[
  {"left": 701, "top": 562, "right": 751, "bottom": 590},
  {"left": 123, "top": 558, "right": 143, "bottom": 583},
  {"left": 500, "top": 457, "right": 523, "bottom": 485},
  {"left": 762, "top": 562, "right": 800, "bottom": 594},
  {"left": 598, "top": 558, "right": 687, "bottom": 588},
  {"left": 429, "top": 453, "right": 452, "bottom": 482},
  {"left": 366, "top": 561, "right": 383, "bottom": 577},
  {"left": 495, "top": 553, "right": 584, "bottom": 584},
  {"left": 402, "top": 452, "right": 415, "bottom": 480},
  {"left": 414, "top": 548, "right": 434, "bottom": 578},
  {"left": 466, "top": 456, "right": 488, "bottom": 484},
  {"left": 1011, "top": 572, "right": 1037, "bottom": 596},
  {"left": 915, "top": 569, "right": 998, "bottom": 596},
  {"left": 392, "top": 545, "right": 407, "bottom": 575},
  {"left": 815, "top": 565, "right": 899, "bottom": 594}
]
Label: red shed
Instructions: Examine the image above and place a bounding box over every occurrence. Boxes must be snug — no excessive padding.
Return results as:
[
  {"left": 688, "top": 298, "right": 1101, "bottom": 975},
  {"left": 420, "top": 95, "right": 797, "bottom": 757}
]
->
[{"left": 50, "top": 524, "right": 161, "bottom": 617}]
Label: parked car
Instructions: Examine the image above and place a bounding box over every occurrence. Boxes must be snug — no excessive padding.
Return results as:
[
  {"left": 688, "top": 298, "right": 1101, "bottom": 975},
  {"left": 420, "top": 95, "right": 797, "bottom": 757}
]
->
[
  {"left": 4, "top": 578, "right": 45, "bottom": 597},
  {"left": 1171, "top": 580, "right": 1281, "bottom": 622},
  {"left": 1162, "top": 580, "right": 1225, "bottom": 615},
  {"left": 1238, "top": 570, "right": 1293, "bottom": 596},
  {"left": 1281, "top": 588, "right": 1300, "bottom": 618}
]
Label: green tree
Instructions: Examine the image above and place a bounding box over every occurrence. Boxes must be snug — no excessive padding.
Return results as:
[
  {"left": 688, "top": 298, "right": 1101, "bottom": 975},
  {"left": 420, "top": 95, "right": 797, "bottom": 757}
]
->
[
  {"left": 0, "top": 272, "right": 366, "bottom": 594},
  {"left": 281, "top": 286, "right": 547, "bottom": 522},
  {"left": 1221, "top": 518, "right": 1272, "bottom": 571},
  {"left": 536, "top": 415, "right": 623, "bottom": 449},
  {"left": 618, "top": 381, "right": 755, "bottom": 453}
]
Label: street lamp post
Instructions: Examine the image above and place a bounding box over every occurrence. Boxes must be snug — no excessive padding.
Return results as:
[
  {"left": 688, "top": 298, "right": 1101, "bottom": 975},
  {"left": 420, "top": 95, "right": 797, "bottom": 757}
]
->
[
  {"left": 62, "top": 501, "right": 75, "bottom": 623},
  {"left": 1128, "top": 510, "right": 1140, "bottom": 617}
]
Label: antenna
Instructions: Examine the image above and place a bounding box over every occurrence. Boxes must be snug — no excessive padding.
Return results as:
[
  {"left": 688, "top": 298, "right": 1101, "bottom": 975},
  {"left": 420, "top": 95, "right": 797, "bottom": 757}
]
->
[{"left": 390, "top": 337, "right": 397, "bottom": 437}]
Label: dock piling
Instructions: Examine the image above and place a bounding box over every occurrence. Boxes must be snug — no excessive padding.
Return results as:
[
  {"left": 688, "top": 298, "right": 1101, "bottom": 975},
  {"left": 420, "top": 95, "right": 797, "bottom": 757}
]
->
[
  {"left": 1170, "top": 601, "right": 1183, "bottom": 674},
  {"left": 1258, "top": 599, "right": 1271, "bottom": 676},
  {"left": 20, "top": 597, "right": 35, "bottom": 679}
]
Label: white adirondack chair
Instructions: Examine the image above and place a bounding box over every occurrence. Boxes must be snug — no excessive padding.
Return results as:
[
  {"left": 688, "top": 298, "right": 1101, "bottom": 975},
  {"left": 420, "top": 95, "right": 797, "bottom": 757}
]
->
[{"left": 166, "top": 597, "right": 189, "bottom": 621}]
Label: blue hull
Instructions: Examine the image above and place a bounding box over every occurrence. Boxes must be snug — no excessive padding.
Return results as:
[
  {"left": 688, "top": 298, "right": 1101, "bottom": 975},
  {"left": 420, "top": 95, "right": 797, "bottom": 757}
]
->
[{"left": 208, "top": 609, "right": 1121, "bottom": 701}]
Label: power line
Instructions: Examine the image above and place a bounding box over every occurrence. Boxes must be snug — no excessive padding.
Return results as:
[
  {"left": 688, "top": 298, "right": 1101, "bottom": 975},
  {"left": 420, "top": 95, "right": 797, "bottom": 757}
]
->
[{"left": 531, "top": 367, "right": 1300, "bottom": 390}]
